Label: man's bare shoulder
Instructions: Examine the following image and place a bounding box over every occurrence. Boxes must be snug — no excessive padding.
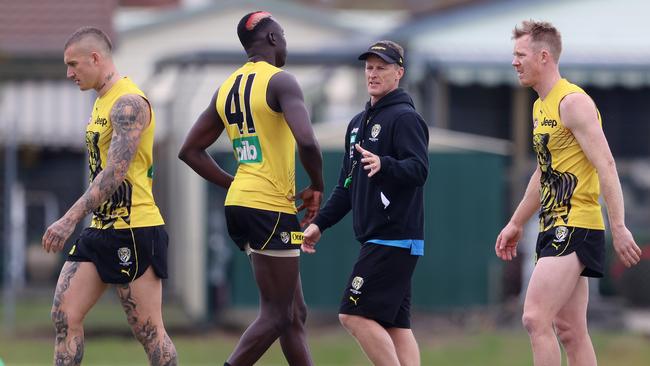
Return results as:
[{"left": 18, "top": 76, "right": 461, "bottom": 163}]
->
[
  {"left": 269, "top": 70, "right": 300, "bottom": 90},
  {"left": 110, "top": 94, "right": 150, "bottom": 128},
  {"left": 113, "top": 93, "right": 149, "bottom": 110},
  {"left": 560, "top": 92, "right": 593, "bottom": 109},
  {"left": 560, "top": 92, "right": 598, "bottom": 130},
  {"left": 267, "top": 71, "right": 304, "bottom": 111}
]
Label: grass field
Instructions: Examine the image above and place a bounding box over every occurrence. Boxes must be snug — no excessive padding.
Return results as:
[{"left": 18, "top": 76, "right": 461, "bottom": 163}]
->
[
  {"left": 3, "top": 329, "right": 650, "bottom": 365},
  {"left": 1, "top": 293, "right": 649, "bottom": 365}
]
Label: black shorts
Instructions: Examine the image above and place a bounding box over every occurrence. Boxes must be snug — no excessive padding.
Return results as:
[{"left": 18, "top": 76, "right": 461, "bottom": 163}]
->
[
  {"left": 339, "top": 243, "right": 418, "bottom": 329},
  {"left": 67, "top": 225, "right": 169, "bottom": 284},
  {"left": 536, "top": 226, "right": 605, "bottom": 278},
  {"left": 224, "top": 205, "right": 302, "bottom": 252}
]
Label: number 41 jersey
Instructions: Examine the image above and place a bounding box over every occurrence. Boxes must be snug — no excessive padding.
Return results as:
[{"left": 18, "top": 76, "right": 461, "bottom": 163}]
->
[{"left": 216, "top": 61, "right": 297, "bottom": 214}]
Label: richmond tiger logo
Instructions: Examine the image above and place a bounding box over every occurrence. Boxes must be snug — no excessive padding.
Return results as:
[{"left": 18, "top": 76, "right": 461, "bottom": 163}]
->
[{"left": 533, "top": 133, "right": 578, "bottom": 231}]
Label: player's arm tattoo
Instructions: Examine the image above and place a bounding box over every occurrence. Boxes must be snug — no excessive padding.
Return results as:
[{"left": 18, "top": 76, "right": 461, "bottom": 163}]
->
[
  {"left": 65, "top": 94, "right": 150, "bottom": 223},
  {"left": 105, "top": 94, "right": 149, "bottom": 185}
]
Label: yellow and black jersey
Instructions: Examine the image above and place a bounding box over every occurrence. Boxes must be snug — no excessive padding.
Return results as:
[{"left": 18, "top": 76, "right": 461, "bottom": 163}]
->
[
  {"left": 216, "top": 61, "right": 297, "bottom": 214},
  {"left": 86, "top": 77, "right": 164, "bottom": 229},
  {"left": 532, "top": 78, "right": 604, "bottom": 231}
]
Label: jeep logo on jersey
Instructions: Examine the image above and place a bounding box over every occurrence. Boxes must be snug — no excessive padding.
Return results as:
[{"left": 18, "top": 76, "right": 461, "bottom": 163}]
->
[
  {"left": 540, "top": 118, "right": 558, "bottom": 128},
  {"left": 233, "top": 136, "right": 262, "bottom": 163},
  {"left": 554, "top": 226, "right": 569, "bottom": 242},
  {"left": 351, "top": 276, "right": 364, "bottom": 290},
  {"left": 280, "top": 232, "right": 290, "bottom": 244},
  {"left": 94, "top": 116, "right": 108, "bottom": 127},
  {"left": 118, "top": 247, "right": 131, "bottom": 265},
  {"left": 369, "top": 124, "right": 381, "bottom": 141}
]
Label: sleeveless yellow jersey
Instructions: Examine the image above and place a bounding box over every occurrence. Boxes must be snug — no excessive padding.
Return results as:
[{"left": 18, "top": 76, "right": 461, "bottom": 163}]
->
[
  {"left": 216, "top": 61, "right": 296, "bottom": 214},
  {"left": 532, "top": 78, "right": 604, "bottom": 231},
  {"left": 86, "top": 77, "right": 164, "bottom": 229}
]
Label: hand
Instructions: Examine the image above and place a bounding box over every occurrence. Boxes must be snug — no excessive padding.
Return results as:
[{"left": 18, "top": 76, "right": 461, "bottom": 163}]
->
[
  {"left": 612, "top": 226, "right": 642, "bottom": 268},
  {"left": 296, "top": 186, "right": 322, "bottom": 227},
  {"left": 301, "top": 224, "right": 322, "bottom": 254},
  {"left": 42, "top": 216, "right": 77, "bottom": 253},
  {"left": 495, "top": 222, "right": 523, "bottom": 261},
  {"left": 355, "top": 144, "right": 381, "bottom": 177}
]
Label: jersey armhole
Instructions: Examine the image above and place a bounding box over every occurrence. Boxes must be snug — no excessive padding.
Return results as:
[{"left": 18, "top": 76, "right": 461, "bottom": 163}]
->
[{"left": 265, "top": 71, "right": 284, "bottom": 116}]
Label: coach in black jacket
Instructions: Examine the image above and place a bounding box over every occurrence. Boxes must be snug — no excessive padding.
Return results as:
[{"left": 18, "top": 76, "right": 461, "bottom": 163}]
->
[{"left": 302, "top": 40, "right": 429, "bottom": 365}]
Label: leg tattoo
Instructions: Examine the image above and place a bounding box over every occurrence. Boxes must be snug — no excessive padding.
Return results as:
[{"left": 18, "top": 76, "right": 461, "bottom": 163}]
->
[
  {"left": 52, "top": 262, "right": 84, "bottom": 366},
  {"left": 119, "top": 284, "right": 178, "bottom": 366}
]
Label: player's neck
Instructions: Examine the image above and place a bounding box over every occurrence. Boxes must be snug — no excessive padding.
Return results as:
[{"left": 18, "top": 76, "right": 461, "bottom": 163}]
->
[
  {"left": 248, "top": 54, "right": 275, "bottom": 66},
  {"left": 96, "top": 68, "right": 120, "bottom": 97},
  {"left": 533, "top": 70, "right": 561, "bottom": 100}
]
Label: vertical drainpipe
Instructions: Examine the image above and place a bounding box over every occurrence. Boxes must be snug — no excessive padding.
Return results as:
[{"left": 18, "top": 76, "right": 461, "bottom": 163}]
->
[{"left": 2, "top": 87, "right": 17, "bottom": 335}]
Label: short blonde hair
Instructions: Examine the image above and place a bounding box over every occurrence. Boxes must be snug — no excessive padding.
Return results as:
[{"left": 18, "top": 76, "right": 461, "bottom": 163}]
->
[
  {"left": 512, "top": 20, "right": 561, "bottom": 62},
  {"left": 64, "top": 26, "right": 113, "bottom": 54}
]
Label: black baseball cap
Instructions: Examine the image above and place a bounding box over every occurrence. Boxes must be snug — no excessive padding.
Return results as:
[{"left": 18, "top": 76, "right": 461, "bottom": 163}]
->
[{"left": 358, "top": 42, "right": 404, "bottom": 67}]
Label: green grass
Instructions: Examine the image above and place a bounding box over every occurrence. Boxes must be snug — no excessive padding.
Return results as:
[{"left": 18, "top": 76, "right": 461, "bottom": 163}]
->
[
  {"left": 1, "top": 295, "right": 650, "bottom": 365},
  {"left": 3, "top": 330, "right": 650, "bottom": 366}
]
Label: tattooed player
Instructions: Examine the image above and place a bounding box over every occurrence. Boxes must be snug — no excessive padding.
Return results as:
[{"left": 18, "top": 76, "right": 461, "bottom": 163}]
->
[{"left": 42, "top": 27, "right": 177, "bottom": 366}]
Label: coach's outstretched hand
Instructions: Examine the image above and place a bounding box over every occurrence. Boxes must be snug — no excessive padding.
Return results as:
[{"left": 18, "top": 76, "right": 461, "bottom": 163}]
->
[
  {"left": 356, "top": 144, "right": 382, "bottom": 177},
  {"left": 302, "top": 223, "right": 321, "bottom": 254}
]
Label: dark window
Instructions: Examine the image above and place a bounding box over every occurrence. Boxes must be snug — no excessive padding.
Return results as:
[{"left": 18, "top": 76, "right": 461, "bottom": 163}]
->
[
  {"left": 448, "top": 84, "right": 512, "bottom": 140},
  {"left": 586, "top": 86, "right": 650, "bottom": 158}
]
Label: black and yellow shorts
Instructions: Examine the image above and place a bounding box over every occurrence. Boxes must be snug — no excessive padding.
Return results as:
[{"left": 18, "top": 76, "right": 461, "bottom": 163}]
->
[
  {"left": 536, "top": 225, "right": 605, "bottom": 278},
  {"left": 224, "top": 205, "right": 303, "bottom": 253},
  {"left": 67, "top": 225, "right": 169, "bottom": 284}
]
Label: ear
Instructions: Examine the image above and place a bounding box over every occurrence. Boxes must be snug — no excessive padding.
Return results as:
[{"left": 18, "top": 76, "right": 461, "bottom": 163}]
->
[
  {"left": 267, "top": 32, "right": 277, "bottom": 46},
  {"left": 90, "top": 51, "right": 101, "bottom": 65},
  {"left": 540, "top": 49, "right": 550, "bottom": 64}
]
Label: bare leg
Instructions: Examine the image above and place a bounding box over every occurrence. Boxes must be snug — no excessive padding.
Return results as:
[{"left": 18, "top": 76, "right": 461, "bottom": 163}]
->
[
  {"left": 554, "top": 277, "right": 597, "bottom": 366},
  {"left": 522, "top": 253, "right": 585, "bottom": 366},
  {"left": 339, "top": 314, "right": 400, "bottom": 366},
  {"left": 51, "top": 261, "right": 107, "bottom": 365},
  {"left": 278, "top": 274, "right": 313, "bottom": 365},
  {"left": 227, "top": 254, "right": 311, "bottom": 366},
  {"left": 117, "top": 266, "right": 177, "bottom": 366},
  {"left": 387, "top": 327, "right": 420, "bottom": 366}
]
